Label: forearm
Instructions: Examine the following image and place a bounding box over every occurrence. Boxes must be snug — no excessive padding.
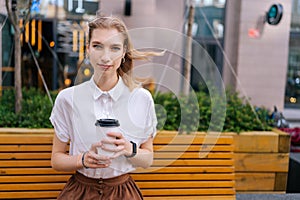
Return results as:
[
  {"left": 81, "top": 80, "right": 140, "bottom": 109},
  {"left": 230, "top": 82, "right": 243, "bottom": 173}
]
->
[
  {"left": 127, "top": 148, "right": 153, "bottom": 168},
  {"left": 51, "top": 152, "right": 83, "bottom": 172}
]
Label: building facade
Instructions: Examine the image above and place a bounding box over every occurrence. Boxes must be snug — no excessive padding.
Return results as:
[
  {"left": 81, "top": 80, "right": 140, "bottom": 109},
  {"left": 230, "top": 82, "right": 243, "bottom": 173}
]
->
[{"left": 1, "top": 0, "right": 298, "bottom": 113}]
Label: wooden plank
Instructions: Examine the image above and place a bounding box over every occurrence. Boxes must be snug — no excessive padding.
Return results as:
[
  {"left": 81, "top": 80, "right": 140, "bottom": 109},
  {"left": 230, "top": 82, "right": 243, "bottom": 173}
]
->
[
  {"left": 131, "top": 173, "right": 235, "bottom": 181},
  {"left": 278, "top": 133, "right": 291, "bottom": 153},
  {"left": 0, "top": 152, "right": 233, "bottom": 160},
  {"left": 274, "top": 172, "right": 288, "bottom": 191},
  {"left": 0, "top": 152, "right": 51, "bottom": 159},
  {"left": 232, "top": 132, "right": 278, "bottom": 153},
  {"left": 0, "top": 191, "right": 60, "bottom": 199},
  {"left": 0, "top": 168, "right": 73, "bottom": 175},
  {"left": 0, "top": 160, "right": 51, "bottom": 167},
  {"left": 234, "top": 153, "right": 289, "bottom": 172},
  {"left": 0, "top": 145, "right": 52, "bottom": 152},
  {"left": 0, "top": 128, "right": 54, "bottom": 135},
  {"left": 136, "top": 180, "right": 235, "bottom": 188},
  {"left": 0, "top": 134, "right": 53, "bottom": 144},
  {"left": 153, "top": 134, "right": 234, "bottom": 145},
  {"left": 0, "top": 175, "right": 70, "bottom": 183},
  {"left": 144, "top": 196, "right": 236, "bottom": 200},
  {"left": 152, "top": 159, "right": 234, "bottom": 166},
  {"left": 154, "top": 152, "right": 233, "bottom": 159},
  {"left": 235, "top": 172, "right": 275, "bottom": 191},
  {"left": 154, "top": 145, "right": 234, "bottom": 152},
  {"left": 0, "top": 183, "right": 65, "bottom": 191},
  {"left": 133, "top": 166, "right": 235, "bottom": 173},
  {"left": 141, "top": 188, "right": 236, "bottom": 196}
]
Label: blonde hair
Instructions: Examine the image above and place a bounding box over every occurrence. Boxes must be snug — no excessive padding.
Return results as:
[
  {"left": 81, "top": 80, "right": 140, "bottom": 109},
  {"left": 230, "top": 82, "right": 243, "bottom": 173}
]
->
[{"left": 88, "top": 15, "right": 163, "bottom": 90}]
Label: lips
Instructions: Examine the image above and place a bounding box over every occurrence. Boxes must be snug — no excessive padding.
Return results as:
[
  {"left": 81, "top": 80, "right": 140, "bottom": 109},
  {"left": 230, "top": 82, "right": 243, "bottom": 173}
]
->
[{"left": 98, "top": 64, "right": 113, "bottom": 70}]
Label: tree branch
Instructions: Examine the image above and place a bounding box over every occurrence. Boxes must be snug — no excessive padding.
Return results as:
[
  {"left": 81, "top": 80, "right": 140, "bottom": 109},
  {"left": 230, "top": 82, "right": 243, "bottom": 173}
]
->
[
  {"left": 5, "top": 0, "right": 18, "bottom": 32},
  {"left": 22, "top": 0, "right": 33, "bottom": 32}
]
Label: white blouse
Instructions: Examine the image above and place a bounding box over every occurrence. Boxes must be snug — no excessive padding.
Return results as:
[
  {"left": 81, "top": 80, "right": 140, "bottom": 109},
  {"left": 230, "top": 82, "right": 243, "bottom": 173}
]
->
[{"left": 50, "top": 76, "right": 157, "bottom": 178}]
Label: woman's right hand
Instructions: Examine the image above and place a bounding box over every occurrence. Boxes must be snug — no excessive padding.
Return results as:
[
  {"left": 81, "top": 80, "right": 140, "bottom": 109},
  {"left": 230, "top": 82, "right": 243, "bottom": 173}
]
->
[{"left": 82, "top": 142, "right": 112, "bottom": 168}]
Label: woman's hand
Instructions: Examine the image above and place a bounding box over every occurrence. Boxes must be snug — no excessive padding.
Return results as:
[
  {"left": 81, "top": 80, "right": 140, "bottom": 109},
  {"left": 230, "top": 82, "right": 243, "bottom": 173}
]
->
[
  {"left": 83, "top": 142, "right": 112, "bottom": 168},
  {"left": 100, "top": 132, "right": 132, "bottom": 158}
]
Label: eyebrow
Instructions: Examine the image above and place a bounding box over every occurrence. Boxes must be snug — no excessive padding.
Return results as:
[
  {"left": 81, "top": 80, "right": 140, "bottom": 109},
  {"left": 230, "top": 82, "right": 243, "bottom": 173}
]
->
[{"left": 91, "top": 41, "right": 123, "bottom": 46}]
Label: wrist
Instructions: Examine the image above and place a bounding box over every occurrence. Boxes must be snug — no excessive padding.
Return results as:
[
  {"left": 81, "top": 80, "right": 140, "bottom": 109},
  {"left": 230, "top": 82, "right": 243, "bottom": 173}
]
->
[
  {"left": 81, "top": 151, "right": 89, "bottom": 169},
  {"left": 125, "top": 141, "right": 137, "bottom": 158},
  {"left": 76, "top": 153, "right": 83, "bottom": 169}
]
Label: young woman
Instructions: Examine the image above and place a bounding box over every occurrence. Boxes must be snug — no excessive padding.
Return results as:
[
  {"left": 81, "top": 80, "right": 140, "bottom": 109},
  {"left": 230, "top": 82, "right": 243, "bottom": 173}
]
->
[{"left": 50, "top": 16, "right": 161, "bottom": 199}]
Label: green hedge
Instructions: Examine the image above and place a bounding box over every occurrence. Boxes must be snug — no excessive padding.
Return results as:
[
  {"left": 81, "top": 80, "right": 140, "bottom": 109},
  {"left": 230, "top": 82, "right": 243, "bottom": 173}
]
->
[
  {"left": 0, "top": 88, "right": 57, "bottom": 128},
  {"left": 153, "top": 90, "right": 273, "bottom": 133},
  {"left": 0, "top": 88, "right": 273, "bottom": 132}
]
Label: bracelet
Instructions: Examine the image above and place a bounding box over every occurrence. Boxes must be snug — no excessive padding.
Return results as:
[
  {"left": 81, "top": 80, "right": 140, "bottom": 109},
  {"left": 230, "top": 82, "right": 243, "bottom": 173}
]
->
[
  {"left": 81, "top": 151, "right": 89, "bottom": 169},
  {"left": 125, "top": 141, "right": 137, "bottom": 158}
]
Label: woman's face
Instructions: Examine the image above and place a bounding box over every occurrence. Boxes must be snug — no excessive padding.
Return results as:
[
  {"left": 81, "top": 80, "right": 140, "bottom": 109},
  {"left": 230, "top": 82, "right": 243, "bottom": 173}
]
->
[{"left": 87, "top": 28, "right": 125, "bottom": 80}]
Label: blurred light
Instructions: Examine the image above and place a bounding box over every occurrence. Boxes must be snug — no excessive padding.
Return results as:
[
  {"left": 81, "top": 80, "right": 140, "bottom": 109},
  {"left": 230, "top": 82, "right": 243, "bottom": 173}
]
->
[
  {"left": 84, "top": 68, "right": 91, "bottom": 76},
  {"left": 64, "top": 79, "right": 71, "bottom": 86},
  {"left": 31, "top": 19, "right": 36, "bottom": 46},
  {"left": 290, "top": 97, "right": 297, "bottom": 104},
  {"left": 73, "top": 30, "right": 78, "bottom": 52},
  {"left": 49, "top": 41, "right": 55, "bottom": 47},
  {"left": 19, "top": 19, "right": 23, "bottom": 45},
  {"left": 25, "top": 22, "right": 29, "bottom": 43},
  {"left": 248, "top": 28, "right": 260, "bottom": 38},
  {"left": 296, "top": 78, "right": 300, "bottom": 84},
  {"left": 79, "top": 30, "right": 84, "bottom": 61},
  {"left": 38, "top": 20, "right": 42, "bottom": 52}
]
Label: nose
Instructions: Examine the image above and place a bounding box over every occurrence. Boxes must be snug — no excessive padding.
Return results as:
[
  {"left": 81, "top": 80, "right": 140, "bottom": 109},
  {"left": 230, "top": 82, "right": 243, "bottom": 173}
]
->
[{"left": 101, "top": 49, "right": 111, "bottom": 63}]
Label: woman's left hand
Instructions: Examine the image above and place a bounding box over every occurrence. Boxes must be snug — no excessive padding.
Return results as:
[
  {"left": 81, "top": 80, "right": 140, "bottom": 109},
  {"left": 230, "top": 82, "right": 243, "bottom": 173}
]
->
[{"left": 101, "top": 132, "right": 132, "bottom": 158}]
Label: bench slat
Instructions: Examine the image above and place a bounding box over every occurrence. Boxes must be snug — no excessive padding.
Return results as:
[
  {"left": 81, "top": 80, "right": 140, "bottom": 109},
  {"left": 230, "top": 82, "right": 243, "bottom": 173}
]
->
[
  {"left": 0, "top": 145, "right": 52, "bottom": 152},
  {"left": 141, "top": 188, "right": 236, "bottom": 195},
  {"left": 0, "top": 175, "right": 70, "bottom": 183},
  {"left": 154, "top": 145, "right": 234, "bottom": 152},
  {"left": 153, "top": 135, "right": 234, "bottom": 145},
  {"left": 0, "top": 191, "right": 60, "bottom": 199},
  {"left": 152, "top": 159, "right": 234, "bottom": 166},
  {"left": 136, "top": 180, "right": 235, "bottom": 188},
  {"left": 0, "top": 159, "right": 233, "bottom": 167},
  {"left": 0, "top": 168, "right": 73, "bottom": 175},
  {"left": 0, "top": 183, "right": 65, "bottom": 191},
  {"left": 0, "top": 134, "right": 53, "bottom": 144},
  {"left": 131, "top": 173, "right": 235, "bottom": 181},
  {"left": 144, "top": 196, "right": 236, "bottom": 200},
  {"left": 0, "top": 152, "right": 51, "bottom": 159},
  {"left": 0, "top": 152, "right": 233, "bottom": 160},
  {"left": 134, "top": 166, "right": 235, "bottom": 173},
  {"left": 0, "top": 166, "right": 234, "bottom": 175}
]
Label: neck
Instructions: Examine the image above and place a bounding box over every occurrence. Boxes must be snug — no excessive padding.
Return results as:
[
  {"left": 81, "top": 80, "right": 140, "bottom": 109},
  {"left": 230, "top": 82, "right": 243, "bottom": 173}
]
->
[{"left": 94, "top": 74, "right": 119, "bottom": 91}]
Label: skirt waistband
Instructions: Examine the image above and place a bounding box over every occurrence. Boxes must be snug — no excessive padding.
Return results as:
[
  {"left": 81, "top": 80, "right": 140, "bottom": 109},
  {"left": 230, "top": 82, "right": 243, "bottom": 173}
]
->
[{"left": 74, "top": 171, "right": 130, "bottom": 187}]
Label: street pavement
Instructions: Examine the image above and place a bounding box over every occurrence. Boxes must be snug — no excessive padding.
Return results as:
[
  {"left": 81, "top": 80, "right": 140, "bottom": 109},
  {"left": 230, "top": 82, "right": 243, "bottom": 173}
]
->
[{"left": 236, "top": 193, "right": 300, "bottom": 200}]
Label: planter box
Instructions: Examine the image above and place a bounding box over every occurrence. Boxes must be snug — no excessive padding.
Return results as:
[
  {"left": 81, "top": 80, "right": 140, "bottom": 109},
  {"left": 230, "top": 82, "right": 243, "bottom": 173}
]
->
[{"left": 227, "top": 130, "right": 290, "bottom": 193}]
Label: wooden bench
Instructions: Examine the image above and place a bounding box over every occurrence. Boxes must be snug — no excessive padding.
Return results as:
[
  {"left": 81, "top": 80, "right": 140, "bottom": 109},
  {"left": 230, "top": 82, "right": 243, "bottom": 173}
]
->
[{"left": 0, "top": 129, "right": 236, "bottom": 199}]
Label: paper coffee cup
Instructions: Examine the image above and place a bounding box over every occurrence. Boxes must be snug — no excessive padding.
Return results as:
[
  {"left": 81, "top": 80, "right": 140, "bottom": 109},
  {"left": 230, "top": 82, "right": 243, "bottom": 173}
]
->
[{"left": 95, "top": 119, "right": 120, "bottom": 157}]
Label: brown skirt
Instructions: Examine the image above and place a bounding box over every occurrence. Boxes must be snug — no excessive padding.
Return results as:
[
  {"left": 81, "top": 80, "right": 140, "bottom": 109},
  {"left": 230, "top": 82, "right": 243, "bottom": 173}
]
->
[{"left": 57, "top": 171, "right": 143, "bottom": 200}]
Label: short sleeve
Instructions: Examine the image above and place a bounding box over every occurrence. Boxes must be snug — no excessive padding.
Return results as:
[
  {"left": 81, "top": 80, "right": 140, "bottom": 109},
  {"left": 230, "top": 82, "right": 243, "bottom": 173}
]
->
[
  {"left": 49, "top": 89, "right": 73, "bottom": 143},
  {"left": 144, "top": 92, "right": 158, "bottom": 138}
]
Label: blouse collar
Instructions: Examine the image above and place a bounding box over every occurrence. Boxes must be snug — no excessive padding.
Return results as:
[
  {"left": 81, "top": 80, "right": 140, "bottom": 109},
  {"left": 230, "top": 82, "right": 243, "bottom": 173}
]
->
[{"left": 89, "top": 76, "right": 125, "bottom": 101}]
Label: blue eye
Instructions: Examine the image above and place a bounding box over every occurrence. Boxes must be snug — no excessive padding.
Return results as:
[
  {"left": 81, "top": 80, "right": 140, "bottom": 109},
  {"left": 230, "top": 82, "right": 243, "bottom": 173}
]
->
[
  {"left": 111, "top": 46, "right": 121, "bottom": 51},
  {"left": 93, "top": 44, "right": 103, "bottom": 49}
]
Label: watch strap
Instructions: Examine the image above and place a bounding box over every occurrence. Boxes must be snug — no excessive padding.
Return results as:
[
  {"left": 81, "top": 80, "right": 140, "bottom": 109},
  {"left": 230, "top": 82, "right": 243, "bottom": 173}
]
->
[{"left": 125, "top": 141, "right": 137, "bottom": 158}]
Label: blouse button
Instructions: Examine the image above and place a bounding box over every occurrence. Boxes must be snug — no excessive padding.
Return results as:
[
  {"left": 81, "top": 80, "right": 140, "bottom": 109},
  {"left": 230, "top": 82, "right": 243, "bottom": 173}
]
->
[
  {"left": 98, "top": 190, "right": 103, "bottom": 195},
  {"left": 98, "top": 180, "right": 103, "bottom": 184}
]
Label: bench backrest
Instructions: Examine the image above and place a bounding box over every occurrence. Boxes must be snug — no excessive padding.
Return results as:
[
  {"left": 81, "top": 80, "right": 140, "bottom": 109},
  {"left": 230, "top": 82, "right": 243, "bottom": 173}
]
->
[{"left": 0, "top": 129, "right": 235, "bottom": 200}]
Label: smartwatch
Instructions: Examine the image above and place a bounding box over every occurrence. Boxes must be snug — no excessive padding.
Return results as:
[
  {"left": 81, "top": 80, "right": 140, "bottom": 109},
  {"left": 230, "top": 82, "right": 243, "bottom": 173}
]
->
[{"left": 125, "top": 141, "right": 137, "bottom": 158}]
